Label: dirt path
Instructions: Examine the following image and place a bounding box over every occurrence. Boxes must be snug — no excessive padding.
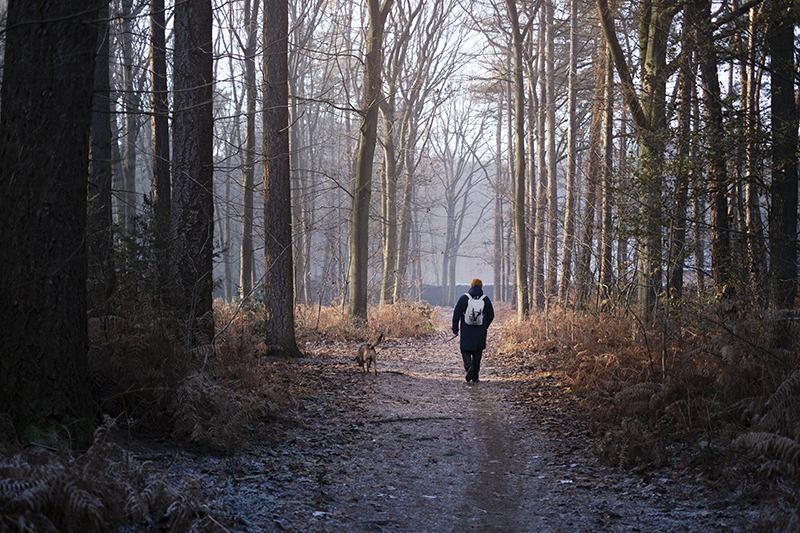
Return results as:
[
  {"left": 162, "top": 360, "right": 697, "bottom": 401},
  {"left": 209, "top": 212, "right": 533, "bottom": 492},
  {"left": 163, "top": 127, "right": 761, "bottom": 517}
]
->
[{"left": 141, "top": 332, "right": 753, "bottom": 532}]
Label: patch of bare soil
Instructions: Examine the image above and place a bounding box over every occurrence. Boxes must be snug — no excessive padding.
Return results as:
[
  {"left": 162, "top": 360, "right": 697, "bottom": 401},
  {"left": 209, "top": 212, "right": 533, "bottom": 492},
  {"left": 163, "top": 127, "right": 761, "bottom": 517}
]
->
[{"left": 128, "top": 331, "right": 754, "bottom": 532}]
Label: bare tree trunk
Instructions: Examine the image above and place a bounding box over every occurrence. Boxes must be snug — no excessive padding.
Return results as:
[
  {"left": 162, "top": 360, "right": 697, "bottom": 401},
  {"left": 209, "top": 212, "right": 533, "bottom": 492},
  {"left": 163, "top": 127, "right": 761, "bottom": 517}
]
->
[
  {"left": 697, "top": 0, "right": 733, "bottom": 299},
  {"left": 558, "top": 0, "right": 578, "bottom": 302},
  {"left": 599, "top": 43, "right": 614, "bottom": 299},
  {"left": 0, "top": 0, "right": 97, "bottom": 445},
  {"left": 151, "top": 0, "right": 170, "bottom": 293},
  {"left": 239, "top": 0, "right": 258, "bottom": 299},
  {"left": 667, "top": 28, "right": 693, "bottom": 299},
  {"left": 348, "top": 0, "right": 393, "bottom": 321},
  {"left": 494, "top": 88, "right": 505, "bottom": 303},
  {"left": 505, "top": 0, "right": 529, "bottom": 319},
  {"left": 120, "top": 0, "right": 138, "bottom": 237},
  {"left": 545, "top": 0, "right": 558, "bottom": 301},
  {"left": 766, "top": 0, "right": 798, "bottom": 312},
  {"left": 576, "top": 41, "right": 605, "bottom": 306},
  {"left": 89, "top": 1, "right": 115, "bottom": 311},
  {"left": 380, "top": 91, "right": 399, "bottom": 306},
  {"left": 171, "top": 0, "right": 215, "bottom": 347},
  {"left": 533, "top": 13, "right": 547, "bottom": 310},
  {"left": 263, "top": 0, "right": 301, "bottom": 356},
  {"left": 743, "top": 4, "right": 766, "bottom": 293}
]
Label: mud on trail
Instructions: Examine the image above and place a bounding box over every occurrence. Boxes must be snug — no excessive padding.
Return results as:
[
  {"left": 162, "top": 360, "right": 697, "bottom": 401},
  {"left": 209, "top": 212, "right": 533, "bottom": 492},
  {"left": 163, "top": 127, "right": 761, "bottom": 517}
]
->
[{"left": 138, "top": 329, "right": 753, "bottom": 532}]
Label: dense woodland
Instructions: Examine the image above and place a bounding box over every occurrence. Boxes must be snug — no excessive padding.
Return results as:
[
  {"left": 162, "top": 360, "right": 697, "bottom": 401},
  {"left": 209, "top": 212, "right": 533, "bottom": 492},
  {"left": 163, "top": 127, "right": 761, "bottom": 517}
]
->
[{"left": 0, "top": 0, "right": 798, "bottom": 530}]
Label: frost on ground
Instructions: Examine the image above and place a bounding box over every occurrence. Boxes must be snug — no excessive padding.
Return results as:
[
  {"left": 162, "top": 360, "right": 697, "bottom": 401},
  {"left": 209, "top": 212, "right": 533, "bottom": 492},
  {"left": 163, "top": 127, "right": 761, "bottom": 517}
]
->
[{"left": 131, "top": 332, "right": 754, "bottom": 532}]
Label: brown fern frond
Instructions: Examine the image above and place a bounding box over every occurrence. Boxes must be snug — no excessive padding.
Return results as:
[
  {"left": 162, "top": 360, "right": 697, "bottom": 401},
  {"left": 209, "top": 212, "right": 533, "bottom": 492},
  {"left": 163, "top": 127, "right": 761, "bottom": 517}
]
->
[
  {"left": 759, "top": 370, "right": 800, "bottom": 430},
  {"left": 735, "top": 431, "right": 800, "bottom": 480}
]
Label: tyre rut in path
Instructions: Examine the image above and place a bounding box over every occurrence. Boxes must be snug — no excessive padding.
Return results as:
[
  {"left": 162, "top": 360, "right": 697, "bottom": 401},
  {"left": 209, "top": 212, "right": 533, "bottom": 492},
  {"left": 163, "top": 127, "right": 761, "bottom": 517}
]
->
[{"left": 317, "top": 334, "right": 748, "bottom": 532}]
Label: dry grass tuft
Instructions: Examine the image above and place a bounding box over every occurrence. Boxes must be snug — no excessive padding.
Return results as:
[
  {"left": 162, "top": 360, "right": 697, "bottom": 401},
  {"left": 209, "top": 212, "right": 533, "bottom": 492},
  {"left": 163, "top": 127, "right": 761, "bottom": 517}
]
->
[{"left": 296, "top": 300, "right": 437, "bottom": 342}]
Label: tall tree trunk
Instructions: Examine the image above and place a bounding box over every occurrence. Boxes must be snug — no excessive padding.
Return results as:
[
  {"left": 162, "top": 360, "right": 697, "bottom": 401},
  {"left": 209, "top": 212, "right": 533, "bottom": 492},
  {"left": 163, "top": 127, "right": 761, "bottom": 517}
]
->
[
  {"left": 766, "top": 0, "right": 798, "bottom": 312},
  {"left": 494, "top": 88, "right": 505, "bottom": 303},
  {"left": 533, "top": 13, "right": 547, "bottom": 310},
  {"left": 394, "top": 138, "right": 415, "bottom": 302},
  {"left": 545, "top": 0, "right": 558, "bottom": 301},
  {"left": 505, "top": 0, "right": 529, "bottom": 319},
  {"left": 263, "top": 0, "right": 301, "bottom": 355},
  {"left": 89, "top": 1, "right": 115, "bottom": 311},
  {"left": 171, "top": 0, "right": 215, "bottom": 347},
  {"left": 667, "top": 43, "right": 693, "bottom": 299},
  {"left": 697, "top": 0, "right": 734, "bottom": 299},
  {"left": 120, "top": 0, "right": 138, "bottom": 237},
  {"left": 558, "top": 0, "right": 578, "bottom": 302},
  {"left": 240, "top": 0, "right": 258, "bottom": 300},
  {"left": 151, "top": 0, "right": 171, "bottom": 293},
  {"left": 348, "top": 0, "right": 393, "bottom": 321},
  {"left": 599, "top": 44, "right": 614, "bottom": 298},
  {"left": 576, "top": 41, "right": 605, "bottom": 306},
  {"left": 743, "top": 4, "right": 766, "bottom": 293},
  {"left": 0, "top": 0, "right": 97, "bottom": 445},
  {"left": 597, "top": 0, "right": 678, "bottom": 317},
  {"left": 380, "top": 91, "right": 399, "bottom": 306}
]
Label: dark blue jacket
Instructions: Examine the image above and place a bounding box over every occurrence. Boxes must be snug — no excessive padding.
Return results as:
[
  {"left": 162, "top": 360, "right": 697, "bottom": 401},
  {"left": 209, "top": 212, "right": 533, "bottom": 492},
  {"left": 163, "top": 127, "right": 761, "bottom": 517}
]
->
[{"left": 452, "top": 285, "right": 494, "bottom": 351}]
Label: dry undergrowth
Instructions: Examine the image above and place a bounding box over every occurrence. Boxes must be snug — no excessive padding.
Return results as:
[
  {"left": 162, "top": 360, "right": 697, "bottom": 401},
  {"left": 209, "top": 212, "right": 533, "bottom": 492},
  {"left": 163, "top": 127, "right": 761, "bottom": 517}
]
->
[
  {"left": 500, "top": 300, "right": 800, "bottom": 530},
  {"left": 1, "top": 299, "right": 437, "bottom": 532}
]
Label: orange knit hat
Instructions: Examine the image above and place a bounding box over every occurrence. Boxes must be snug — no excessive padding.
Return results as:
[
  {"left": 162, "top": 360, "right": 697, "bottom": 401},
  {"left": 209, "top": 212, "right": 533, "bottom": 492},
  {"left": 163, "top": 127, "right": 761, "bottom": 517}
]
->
[{"left": 471, "top": 278, "right": 483, "bottom": 288}]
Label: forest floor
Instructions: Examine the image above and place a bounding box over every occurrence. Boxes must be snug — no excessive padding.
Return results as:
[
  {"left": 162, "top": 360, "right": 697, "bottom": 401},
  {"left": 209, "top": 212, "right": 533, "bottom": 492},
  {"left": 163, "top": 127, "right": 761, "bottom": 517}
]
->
[{"left": 126, "top": 316, "right": 758, "bottom": 532}]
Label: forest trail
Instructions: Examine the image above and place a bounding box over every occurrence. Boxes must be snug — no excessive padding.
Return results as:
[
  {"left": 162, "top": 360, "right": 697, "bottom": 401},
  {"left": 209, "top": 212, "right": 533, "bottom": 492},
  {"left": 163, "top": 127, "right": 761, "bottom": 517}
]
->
[{"left": 141, "top": 327, "right": 752, "bottom": 532}]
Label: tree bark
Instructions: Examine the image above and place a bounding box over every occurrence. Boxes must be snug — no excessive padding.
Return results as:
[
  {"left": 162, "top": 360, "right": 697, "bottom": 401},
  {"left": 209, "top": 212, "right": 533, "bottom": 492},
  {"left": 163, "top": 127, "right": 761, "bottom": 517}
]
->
[
  {"left": 545, "top": 0, "right": 558, "bottom": 301},
  {"left": 0, "top": 0, "right": 97, "bottom": 445},
  {"left": 151, "top": 0, "right": 171, "bottom": 293},
  {"left": 89, "top": 1, "right": 115, "bottom": 312},
  {"left": 533, "top": 12, "right": 547, "bottom": 310},
  {"left": 766, "top": 0, "right": 798, "bottom": 312},
  {"left": 504, "top": 0, "right": 530, "bottom": 319},
  {"left": 171, "top": 0, "right": 215, "bottom": 347},
  {"left": 240, "top": 0, "right": 259, "bottom": 300},
  {"left": 263, "top": 0, "right": 302, "bottom": 356},
  {"left": 348, "top": 0, "right": 393, "bottom": 321},
  {"left": 576, "top": 41, "right": 605, "bottom": 306},
  {"left": 558, "top": 0, "right": 578, "bottom": 302},
  {"left": 697, "top": 0, "right": 734, "bottom": 299}
]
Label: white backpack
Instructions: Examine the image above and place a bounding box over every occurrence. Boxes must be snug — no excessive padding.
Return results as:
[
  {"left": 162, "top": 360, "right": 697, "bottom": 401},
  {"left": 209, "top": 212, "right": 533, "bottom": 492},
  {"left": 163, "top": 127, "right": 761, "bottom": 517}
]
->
[{"left": 464, "top": 294, "right": 486, "bottom": 326}]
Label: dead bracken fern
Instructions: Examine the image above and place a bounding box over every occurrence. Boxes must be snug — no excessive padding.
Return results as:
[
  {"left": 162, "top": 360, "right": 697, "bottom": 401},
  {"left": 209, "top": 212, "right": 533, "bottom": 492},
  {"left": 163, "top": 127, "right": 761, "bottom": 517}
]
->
[
  {"left": 0, "top": 417, "right": 221, "bottom": 532},
  {"left": 88, "top": 299, "right": 294, "bottom": 451},
  {"left": 502, "top": 299, "right": 800, "bottom": 525}
]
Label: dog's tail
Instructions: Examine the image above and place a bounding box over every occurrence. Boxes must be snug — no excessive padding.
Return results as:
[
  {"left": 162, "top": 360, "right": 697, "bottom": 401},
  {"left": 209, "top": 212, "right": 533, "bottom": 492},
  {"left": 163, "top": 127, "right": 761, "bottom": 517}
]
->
[{"left": 368, "top": 333, "right": 384, "bottom": 350}]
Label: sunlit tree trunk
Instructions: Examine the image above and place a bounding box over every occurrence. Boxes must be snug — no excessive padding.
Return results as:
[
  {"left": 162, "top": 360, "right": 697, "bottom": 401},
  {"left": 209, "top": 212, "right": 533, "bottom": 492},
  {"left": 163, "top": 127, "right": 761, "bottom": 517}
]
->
[
  {"left": 171, "top": 0, "right": 215, "bottom": 347},
  {"left": 545, "top": 0, "right": 558, "bottom": 301},
  {"left": 505, "top": 0, "right": 529, "bottom": 319},
  {"left": 0, "top": 0, "right": 97, "bottom": 445},
  {"left": 380, "top": 89, "right": 399, "bottom": 306},
  {"left": 533, "top": 13, "right": 547, "bottom": 310},
  {"left": 558, "top": 0, "right": 578, "bottom": 302},
  {"left": 575, "top": 43, "right": 605, "bottom": 306}
]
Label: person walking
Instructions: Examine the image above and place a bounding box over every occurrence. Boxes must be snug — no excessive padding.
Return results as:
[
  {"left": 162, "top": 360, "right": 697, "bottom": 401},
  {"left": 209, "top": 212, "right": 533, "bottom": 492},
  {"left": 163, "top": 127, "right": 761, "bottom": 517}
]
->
[{"left": 452, "top": 278, "right": 494, "bottom": 382}]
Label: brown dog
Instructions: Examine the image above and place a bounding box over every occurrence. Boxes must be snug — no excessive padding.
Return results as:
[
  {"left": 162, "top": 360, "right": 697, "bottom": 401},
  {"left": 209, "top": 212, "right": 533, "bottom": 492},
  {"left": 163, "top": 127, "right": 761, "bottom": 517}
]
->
[{"left": 355, "top": 333, "right": 383, "bottom": 375}]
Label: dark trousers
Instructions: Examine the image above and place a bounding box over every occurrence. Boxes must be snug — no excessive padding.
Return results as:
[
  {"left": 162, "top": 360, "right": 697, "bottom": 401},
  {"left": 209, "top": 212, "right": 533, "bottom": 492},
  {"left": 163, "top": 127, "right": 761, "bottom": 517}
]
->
[{"left": 461, "top": 349, "right": 483, "bottom": 376}]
